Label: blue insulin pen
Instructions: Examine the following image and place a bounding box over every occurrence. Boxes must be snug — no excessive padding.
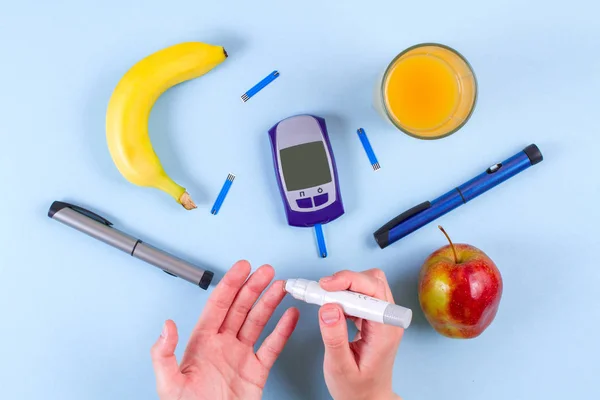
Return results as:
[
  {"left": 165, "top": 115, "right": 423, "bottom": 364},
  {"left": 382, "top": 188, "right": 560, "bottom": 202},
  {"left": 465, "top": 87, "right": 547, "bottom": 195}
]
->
[{"left": 374, "top": 144, "right": 543, "bottom": 249}]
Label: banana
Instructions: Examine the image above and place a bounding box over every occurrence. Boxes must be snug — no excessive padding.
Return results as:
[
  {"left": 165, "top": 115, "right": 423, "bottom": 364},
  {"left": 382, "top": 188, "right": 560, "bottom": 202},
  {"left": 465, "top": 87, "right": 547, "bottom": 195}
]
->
[{"left": 106, "top": 42, "right": 228, "bottom": 209}]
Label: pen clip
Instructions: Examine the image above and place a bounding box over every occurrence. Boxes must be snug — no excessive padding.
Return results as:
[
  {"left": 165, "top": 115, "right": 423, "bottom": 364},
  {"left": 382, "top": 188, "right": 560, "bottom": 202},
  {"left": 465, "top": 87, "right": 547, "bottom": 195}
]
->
[
  {"left": 48, "top": 201, "right": 113, "bottom": 226},
  {"left": 374, "top": 201, "right": 431, "bottom": 235}
]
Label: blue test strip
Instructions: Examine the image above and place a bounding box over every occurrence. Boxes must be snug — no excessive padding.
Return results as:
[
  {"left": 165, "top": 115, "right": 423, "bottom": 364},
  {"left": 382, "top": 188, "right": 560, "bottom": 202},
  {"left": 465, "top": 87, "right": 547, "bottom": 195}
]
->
[
  {"left": 211, "top": 173, "right": 235, "bottom": 215},
  {"left": 357, "top": 128, "right": 381, "bottom": 171},
  {"left": 314, "top": 223, "right": 327, "bottom": 258},
  {"left": 241, "top": 70, "right": 280, "bottom": 102}
]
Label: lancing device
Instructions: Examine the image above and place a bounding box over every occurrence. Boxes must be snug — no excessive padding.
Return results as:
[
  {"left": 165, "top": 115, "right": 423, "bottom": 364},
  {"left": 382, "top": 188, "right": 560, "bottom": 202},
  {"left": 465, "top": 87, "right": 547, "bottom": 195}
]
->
[
  {"left": 285, "top": 279, "right": 412, "bottom": 329},
  {"left": 374, "top": 144, "right": 543, "bottom": 249},
  {"left": 48, "top": 201, "right": 214, "bottom": 289}
]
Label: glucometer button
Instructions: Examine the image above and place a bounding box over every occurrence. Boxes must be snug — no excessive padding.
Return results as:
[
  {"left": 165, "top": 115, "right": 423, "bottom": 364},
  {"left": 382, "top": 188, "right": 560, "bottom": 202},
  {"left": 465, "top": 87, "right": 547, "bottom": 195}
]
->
[
  {"left": 313, "top": 193, "right": 329, "bottom": 207},
  {"left": 296, "top": 198, "right": 313, "bottom": 208}
]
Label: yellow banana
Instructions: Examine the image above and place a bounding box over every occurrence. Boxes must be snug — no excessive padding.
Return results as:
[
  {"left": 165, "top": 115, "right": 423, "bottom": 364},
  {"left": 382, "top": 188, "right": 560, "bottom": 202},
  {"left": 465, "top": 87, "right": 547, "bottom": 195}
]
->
[{"left": 106, "top": 42, "right": 228, "bottom": 209}]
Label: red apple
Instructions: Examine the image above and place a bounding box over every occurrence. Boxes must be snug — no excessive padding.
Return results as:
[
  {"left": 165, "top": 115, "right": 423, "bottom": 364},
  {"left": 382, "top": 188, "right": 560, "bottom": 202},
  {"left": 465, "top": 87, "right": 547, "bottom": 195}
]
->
[{"left": 418, "top": 226, "right": 503, "bottom": 338}]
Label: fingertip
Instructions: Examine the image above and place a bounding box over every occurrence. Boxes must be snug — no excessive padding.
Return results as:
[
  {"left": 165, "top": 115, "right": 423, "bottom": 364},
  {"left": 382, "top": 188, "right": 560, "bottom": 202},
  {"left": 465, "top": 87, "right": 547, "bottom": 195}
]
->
[
  {"left": 158, "top": 320, "right": 178, "bottom": 351},
  {"left": 319, "top": 303, "right": 343, "bottom": 326},
  {"left": 159, "top": 322, "right": 168, "bottom": 340},
  {"left": 151, "top": 320, "right": 184, "bottom": 393},
  {"left": 223, "top": 260, "right": 252, "bottom": 285},
  {"left": 259, "top": 264, "right": 275, "bottom": 274},
  {"left": 286, "top": 306, "right": 300, "bottom": 319},
  {"left": 318, "top": 304, "right": 354, "bottom": 366},
  {"left": 319, "top": 276, "right": 332, "bottom": 286},
  {"left": 370, "top": 268, "right": 386, "bottom": 280},
  {"left": 264, "top": 280, "right": 288, "bottom": 306},
  {"left": 272, "top": 280, "right": 286, "bottom": 292},
  {"left": 164, "top": 320, "right": 178, "bottom": 337},
  {"left": 268, "top": 279, "right": 284, "bottom": 290},
  {"left": 319, "top": 275, "right": 337, "bottom": 285},
  {"left": 152, "top": 320, "right": 177, "bottom": 357},
  {"left": 257, "top": 264, "right": 276, "bottom": 281},
  {"left": 281, "top": 307, "right": 300, "bottom": 331},
  {"left": 319, "top": 276, "right": 346, "bottom": 292},
  {"left": 233, "top": 259, "right": 252, "bottom": 274}
]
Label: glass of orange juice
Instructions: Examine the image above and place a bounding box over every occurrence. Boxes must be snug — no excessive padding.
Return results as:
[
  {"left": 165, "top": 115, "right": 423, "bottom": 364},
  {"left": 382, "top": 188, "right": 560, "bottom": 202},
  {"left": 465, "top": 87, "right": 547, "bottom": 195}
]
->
[{"left": 374, "top": 43, "right": 477, "bottom": 139}]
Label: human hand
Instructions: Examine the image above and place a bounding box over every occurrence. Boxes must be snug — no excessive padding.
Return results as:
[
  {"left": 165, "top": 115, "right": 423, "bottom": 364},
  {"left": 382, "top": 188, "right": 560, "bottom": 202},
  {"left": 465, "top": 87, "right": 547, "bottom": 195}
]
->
[
  {"left": 151, "top": 260, "right": 299, "bottom": 400},
  {"left": 318, "top": 269, "right": 404, "bottom": 400}
]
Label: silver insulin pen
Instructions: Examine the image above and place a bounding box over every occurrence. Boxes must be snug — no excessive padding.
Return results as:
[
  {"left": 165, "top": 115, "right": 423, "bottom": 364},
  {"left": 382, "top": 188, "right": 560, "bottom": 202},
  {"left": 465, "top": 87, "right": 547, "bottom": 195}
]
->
[
  {"left": 285, "top": 279, "right": 412, "bottom": 329},
  {"left": 48, "top": 201, "right": 214, "bottom": 289}
]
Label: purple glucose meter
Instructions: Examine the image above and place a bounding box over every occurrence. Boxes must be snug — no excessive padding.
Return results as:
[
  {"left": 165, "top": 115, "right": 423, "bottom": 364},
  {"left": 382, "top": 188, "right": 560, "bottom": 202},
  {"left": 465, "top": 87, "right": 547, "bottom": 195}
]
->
[{"left": 268, "top": 115, "right": 345, "bottom": 228}]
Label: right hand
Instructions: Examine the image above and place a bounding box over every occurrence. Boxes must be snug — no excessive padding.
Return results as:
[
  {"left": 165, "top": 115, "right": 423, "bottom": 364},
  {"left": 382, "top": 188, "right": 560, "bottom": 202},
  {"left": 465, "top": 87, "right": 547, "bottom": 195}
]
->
[{"left": 318, "top": 269, "right": 404, "bottom": 400}]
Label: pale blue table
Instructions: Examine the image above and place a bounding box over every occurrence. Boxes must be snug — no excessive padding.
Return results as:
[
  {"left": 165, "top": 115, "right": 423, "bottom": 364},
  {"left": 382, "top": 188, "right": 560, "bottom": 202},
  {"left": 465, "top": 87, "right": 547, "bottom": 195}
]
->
[{"left": 1, "top": 1, "right": 598, "bottom": 399}]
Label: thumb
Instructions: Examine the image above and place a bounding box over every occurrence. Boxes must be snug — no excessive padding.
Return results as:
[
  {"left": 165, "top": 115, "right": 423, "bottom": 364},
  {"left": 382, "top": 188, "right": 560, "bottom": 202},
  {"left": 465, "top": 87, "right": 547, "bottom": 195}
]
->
[
  {"left": 318, "top": 304, "right": 356, "bottom": 372},
  {"left": 151, "top": 320, "right": 183, "bottom": 395}
]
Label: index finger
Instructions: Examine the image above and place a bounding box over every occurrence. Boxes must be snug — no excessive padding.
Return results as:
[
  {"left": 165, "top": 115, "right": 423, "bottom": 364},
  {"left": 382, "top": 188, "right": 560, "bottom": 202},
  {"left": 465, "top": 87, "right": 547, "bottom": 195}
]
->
[
  {"left": 319, "top": 269, "right": 387, "bottom": 300},
  {"left": 362, "top": 268, "right": 394, "bottom": 303},
  {"left": 193, "top": 260, "right": 252, "bottom": 334}
]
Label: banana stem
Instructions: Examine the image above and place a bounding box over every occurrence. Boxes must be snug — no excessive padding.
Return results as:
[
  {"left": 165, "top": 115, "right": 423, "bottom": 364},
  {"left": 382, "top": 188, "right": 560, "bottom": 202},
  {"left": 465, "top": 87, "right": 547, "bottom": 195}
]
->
[
  {"left": 179, "top": 192, "right": 197, "bottom": 210},
  {"left": 154, "top": 177, "right": 195, "bottom": 210}
]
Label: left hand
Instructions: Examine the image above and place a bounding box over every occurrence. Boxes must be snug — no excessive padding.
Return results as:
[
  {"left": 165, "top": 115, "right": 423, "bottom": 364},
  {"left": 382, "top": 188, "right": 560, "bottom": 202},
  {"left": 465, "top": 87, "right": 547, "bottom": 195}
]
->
[{"left": 150, "top": 260, "right": 300, "bottom": 400}]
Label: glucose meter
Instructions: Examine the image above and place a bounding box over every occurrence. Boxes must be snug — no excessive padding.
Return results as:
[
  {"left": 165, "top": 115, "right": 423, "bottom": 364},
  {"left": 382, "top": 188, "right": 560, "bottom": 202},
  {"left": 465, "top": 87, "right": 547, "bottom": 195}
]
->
[{"left": 268, "top": 115, "right": 344, "bottom": 257}]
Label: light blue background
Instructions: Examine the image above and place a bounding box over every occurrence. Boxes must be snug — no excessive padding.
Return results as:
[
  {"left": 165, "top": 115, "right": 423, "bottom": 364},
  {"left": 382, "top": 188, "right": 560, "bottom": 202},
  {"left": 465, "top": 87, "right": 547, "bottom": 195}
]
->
[{"left": 1, "top": 1, "right": 598, "bottom": 399}]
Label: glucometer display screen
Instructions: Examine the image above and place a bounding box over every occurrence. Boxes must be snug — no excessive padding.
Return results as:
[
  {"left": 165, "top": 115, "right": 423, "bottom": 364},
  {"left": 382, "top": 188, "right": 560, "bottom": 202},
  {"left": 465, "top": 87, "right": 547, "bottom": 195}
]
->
[{"left": 280, "top": 141, "right": 332, "bottom": 191}]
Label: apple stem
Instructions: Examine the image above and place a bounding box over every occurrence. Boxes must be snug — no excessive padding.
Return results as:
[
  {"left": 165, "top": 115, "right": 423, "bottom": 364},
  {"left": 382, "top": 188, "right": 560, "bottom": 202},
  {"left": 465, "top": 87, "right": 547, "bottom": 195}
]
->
[{"left": 438, "top": 225, "right": 459, "bottom": 264}]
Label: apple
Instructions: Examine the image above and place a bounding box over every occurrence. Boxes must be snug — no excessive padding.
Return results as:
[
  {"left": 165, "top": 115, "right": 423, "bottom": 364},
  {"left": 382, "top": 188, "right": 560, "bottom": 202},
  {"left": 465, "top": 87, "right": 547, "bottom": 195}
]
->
[{"left": 418, "top": 226, "right": 503, "bottom": 338}]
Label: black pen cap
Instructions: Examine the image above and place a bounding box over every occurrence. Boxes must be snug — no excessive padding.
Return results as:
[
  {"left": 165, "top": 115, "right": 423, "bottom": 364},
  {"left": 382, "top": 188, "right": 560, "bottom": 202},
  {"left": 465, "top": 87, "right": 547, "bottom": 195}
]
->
[{"left": 524, "top": 144, "right": 543, "bottom": 165}]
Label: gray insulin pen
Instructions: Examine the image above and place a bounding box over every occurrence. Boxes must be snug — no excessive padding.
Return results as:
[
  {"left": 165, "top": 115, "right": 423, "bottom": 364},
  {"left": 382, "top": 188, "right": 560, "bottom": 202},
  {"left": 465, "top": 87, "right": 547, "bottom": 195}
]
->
[
  {"left": 285, "top": 279, "right": 412, "bottom": 329},
  {"left": 48, "top": 201, "right": 214, "bottom": 289}
]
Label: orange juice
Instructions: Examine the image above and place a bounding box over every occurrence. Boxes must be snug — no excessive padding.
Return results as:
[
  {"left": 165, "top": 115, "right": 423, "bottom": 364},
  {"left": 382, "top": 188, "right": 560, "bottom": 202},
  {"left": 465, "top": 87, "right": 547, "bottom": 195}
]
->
[{"left": 376, "top": 44, "right": 477, "bottom": 139}]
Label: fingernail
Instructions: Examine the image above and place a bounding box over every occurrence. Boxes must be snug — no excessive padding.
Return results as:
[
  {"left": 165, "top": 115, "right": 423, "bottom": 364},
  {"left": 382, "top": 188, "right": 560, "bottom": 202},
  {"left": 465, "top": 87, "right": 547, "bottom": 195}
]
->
[
  {"left": 321, "top": 307, "right": 340, "bottom": 325},
  {"left": 320, "top": 276, "right": 333, "bottom": 283},
  {"left": 160, "top": 323, "right": 168, "bottom": 340}
]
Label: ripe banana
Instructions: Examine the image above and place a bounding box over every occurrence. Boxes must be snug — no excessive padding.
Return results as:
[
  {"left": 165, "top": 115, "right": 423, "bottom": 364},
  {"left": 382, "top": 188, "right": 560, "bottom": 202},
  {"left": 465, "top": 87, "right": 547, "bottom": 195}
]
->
[{"left": 106, "top": 42, "right": 228, "bottom": 209}]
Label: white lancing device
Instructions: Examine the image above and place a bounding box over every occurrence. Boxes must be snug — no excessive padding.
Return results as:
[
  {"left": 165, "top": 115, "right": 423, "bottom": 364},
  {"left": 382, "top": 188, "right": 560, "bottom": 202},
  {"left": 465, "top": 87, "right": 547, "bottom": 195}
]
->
[{"left": 285, "top": 279, "right": 412, "bottom": 329}]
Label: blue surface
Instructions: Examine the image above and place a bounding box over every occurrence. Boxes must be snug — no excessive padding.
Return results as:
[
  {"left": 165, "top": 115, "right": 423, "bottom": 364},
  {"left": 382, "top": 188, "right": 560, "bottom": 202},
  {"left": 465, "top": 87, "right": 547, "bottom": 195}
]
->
[{"left": 0, "top": 1, "right": 598, "bottom": 399}]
